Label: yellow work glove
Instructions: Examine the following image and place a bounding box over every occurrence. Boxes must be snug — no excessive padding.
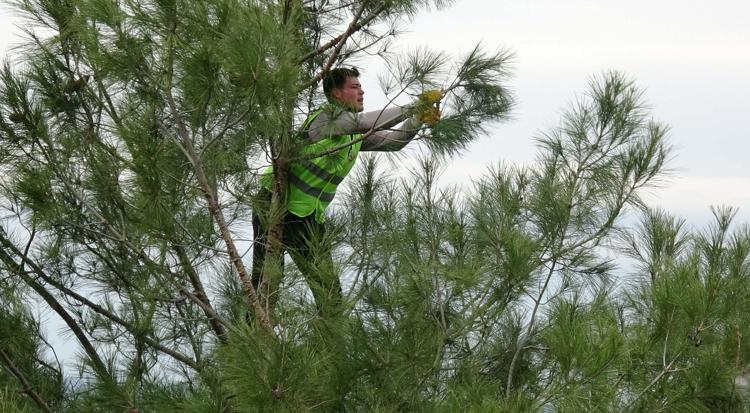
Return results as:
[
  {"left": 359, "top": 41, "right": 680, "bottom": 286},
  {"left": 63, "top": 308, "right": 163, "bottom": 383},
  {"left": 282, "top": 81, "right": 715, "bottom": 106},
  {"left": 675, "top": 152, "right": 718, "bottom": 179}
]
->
[
  {"left": 417, "top": 106, "right": 441, "bottom": 126},
  {"left": 419, "top": 89, "right": 444, "bottom": 105},
  {"left": 417, "top": 89, "right": 443, "bottom": 126}
]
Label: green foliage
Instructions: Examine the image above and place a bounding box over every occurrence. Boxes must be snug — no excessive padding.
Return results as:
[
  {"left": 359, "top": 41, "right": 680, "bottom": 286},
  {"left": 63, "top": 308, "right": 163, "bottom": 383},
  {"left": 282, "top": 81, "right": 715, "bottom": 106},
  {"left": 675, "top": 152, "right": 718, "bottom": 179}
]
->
[
  {"left": 620, "top": 207, "right": 750, "bottom": 412},
  {"left": 220, "top": 321, "right": 356, "bottom": 412},
  {"left": 378, "top": 44, "right": 514, "bottom": 157},
  {"left": 0, "top": 388, "right": 35, "bottom": 413},
  {"left": 0, "top": 0, "right": 747, "bottom": 410},
  {"left": 0, "top": 306, "right": 64, "bottom": 412},
  {"left": 429, "top": 45, "right": 514, "bottom": 155}
]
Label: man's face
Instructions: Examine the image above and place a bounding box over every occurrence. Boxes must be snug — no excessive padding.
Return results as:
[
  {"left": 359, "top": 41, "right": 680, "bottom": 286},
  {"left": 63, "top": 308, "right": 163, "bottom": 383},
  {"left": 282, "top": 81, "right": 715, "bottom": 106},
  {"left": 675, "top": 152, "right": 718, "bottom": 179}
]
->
[{"left": 331, "top": 76, "right": 364, "bottom": 112}]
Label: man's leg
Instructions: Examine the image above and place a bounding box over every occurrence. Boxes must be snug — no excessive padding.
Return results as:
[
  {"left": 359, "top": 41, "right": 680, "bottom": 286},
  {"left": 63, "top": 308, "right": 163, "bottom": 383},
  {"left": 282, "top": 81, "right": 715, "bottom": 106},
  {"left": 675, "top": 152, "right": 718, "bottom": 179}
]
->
[{"left": 285, "top": 216, "right": 343, "bottom": 317}]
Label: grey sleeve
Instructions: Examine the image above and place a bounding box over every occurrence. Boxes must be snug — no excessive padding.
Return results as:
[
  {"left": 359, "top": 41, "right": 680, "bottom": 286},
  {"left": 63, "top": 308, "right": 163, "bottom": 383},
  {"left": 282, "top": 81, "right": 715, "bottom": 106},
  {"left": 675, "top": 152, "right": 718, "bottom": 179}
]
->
[
  {"left": 360, "top": 116, "right": 423, "bottom": 152},
  {"left": 306, "top": 106, "right": 411, "bottom": 142}
]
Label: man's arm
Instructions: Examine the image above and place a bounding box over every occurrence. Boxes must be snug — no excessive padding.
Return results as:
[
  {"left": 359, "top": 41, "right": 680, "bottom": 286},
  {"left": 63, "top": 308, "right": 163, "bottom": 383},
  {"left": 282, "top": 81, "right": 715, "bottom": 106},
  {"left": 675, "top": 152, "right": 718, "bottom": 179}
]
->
[
  {"left": 306, "top": 106, "right": 412, "bottom": 142},
  {"left": 360, "top": 117, "right": 422, "bottom": 152}
]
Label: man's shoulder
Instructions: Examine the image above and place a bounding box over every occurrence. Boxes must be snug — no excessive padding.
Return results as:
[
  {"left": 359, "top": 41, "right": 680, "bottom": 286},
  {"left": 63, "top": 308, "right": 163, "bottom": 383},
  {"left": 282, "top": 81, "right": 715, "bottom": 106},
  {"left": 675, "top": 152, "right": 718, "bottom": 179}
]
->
[
  {"left": 310, "top": 103, "right": 347, "bottom": 122},
  {"left": 306, "top": 104, "right": 355, "bottom": 132}
]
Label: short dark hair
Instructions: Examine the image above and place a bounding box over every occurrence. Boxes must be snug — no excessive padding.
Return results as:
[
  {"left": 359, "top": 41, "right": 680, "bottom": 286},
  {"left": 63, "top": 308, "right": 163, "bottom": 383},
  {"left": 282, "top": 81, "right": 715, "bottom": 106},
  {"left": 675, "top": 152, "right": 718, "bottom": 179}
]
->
[{"left": 323, "top": 67, "right": 360, "bottom": 101}]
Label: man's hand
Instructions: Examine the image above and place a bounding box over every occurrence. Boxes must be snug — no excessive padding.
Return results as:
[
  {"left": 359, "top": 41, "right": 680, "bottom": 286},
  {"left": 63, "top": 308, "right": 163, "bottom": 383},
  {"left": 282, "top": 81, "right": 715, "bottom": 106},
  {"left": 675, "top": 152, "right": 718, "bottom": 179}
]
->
[
  {"left": 419, "top": 89, "right": 443, "bottom": 105},
  {"left": 417, "top": 106, "right": 441, "bottom": 126},
  {"left": 417, "top": 89, "right": 443, "bottom": 126}
]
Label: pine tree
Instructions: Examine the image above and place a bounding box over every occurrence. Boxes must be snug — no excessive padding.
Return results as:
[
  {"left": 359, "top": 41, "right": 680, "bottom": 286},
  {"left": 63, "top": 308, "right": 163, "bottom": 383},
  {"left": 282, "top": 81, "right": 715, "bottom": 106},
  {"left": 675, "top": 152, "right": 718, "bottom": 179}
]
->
[{"left": 1, "top": 0, "right": 748, "bottom": 412}]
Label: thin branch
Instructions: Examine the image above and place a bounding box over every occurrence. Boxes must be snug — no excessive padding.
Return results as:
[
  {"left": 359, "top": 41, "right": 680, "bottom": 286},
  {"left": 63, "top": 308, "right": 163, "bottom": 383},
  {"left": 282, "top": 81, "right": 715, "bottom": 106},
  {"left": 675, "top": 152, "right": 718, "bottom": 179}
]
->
[
  {"left": 0, "top": 231, "right": 109, "bottom": 377},
  {"left": 0, "top": 231, "right": 200, "bottom": 371},
  {"left": 0, "top": 349, "right": 53, "bottom": 413},
  {"left": 164, "top": 90, "right": 272, "bottom": 329},
  {"left": 19, "top": 222, "right": 35, "bottom": 274},
  {"left": 282, "top": 0, "right": 293, "bottom": 25},
  {"left": 505, "top": 255, "right": 560, "bottom": 398},
  {"left": 180, "top": 288, "right": 231, "bottom": 334},
  {"left": 336, "top": 29, "right": 392, "bottom": 60},
  {"left": 663, "top": 310, "right": 674, "bottom": 368},
  {"left": 624, "top": 349, "right": 685, "bottom": 412},
  {"left": 506, "top": 160, "right": 580, "bottom": 397},
  {"left": 198, "top": 105, "right": 252, "bottom": 157},
  {"left": 732, "top": 325, "right": 742, "bottom": 397},
  {"left": 174, "top": 301, "right": 204, "bottom": 365},
  {"left": 173, "top": 244, "right": 229, "bottom": 340},
  {"left": 300, "top": 2, "right": 386, "bottom": 91},
  {"left": 298, "top": 3, "right": 387, "bottom": 64}
]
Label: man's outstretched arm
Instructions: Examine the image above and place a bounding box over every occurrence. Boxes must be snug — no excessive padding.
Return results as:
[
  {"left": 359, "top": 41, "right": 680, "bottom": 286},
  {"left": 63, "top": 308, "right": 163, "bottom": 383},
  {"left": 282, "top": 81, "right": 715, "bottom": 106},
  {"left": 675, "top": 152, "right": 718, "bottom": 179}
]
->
[
  {"left": 360, "top": 117, "right": 422, "bottom": 152},
  {"left": 306, "top": 106, "right": 413, "bottom": 142}
]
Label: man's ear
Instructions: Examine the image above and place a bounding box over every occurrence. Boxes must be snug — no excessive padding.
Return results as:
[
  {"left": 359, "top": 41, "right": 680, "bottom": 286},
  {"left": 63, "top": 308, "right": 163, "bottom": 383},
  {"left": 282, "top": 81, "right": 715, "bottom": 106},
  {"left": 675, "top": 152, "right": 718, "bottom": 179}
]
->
[{"left": 330, "top": 88, "right": 341, "bottom": 101}]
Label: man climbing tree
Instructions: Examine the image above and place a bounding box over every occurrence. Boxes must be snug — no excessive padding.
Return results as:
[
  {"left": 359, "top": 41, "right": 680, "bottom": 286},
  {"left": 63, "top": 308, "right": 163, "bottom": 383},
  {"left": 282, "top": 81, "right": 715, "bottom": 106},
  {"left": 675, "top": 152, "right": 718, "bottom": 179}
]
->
[{"left": 252, "top": 66, "right": 443, "bottom": 317}]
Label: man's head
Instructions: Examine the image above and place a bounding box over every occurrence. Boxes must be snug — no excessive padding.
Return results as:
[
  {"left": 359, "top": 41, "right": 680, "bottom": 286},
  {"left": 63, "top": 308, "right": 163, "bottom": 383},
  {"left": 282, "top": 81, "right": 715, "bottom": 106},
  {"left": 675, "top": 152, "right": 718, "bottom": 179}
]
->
[{"left": 323, "top": 67, "right": 364, "bottom": 112}]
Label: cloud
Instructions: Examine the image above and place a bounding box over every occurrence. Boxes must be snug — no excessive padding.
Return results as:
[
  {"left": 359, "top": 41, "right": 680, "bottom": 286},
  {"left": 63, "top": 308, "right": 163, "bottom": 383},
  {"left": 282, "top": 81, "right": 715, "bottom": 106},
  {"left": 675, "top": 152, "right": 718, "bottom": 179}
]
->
[{"left": 643, "top": 175, "right": 750, "bottom": 218}]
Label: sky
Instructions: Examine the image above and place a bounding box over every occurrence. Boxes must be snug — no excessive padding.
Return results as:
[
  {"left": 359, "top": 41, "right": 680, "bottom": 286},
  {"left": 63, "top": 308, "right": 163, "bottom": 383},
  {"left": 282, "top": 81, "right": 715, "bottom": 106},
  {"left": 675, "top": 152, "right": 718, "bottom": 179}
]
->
[
  {"left": 359, "top": 0, "right": 750, "bottom": 229},
  {"left": 1, "top": 0, "right": 748, "bottom": 229}
]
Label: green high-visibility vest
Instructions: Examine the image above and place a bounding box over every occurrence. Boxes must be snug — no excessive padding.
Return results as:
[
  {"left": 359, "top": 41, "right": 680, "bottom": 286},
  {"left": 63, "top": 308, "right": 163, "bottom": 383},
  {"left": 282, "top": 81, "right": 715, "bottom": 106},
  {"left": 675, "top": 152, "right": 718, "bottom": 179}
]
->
[{"left": 262, "top": 105, "right": 362, "bottom": 222}]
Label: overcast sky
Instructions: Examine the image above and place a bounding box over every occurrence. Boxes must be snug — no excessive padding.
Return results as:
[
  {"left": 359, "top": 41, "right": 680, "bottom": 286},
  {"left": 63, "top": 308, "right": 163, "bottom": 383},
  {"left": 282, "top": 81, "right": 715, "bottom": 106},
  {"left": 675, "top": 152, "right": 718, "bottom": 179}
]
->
[
  {"left": 364, "top": 0, "right": 750, "bottom": 229},
  {"left": 1, "top": 0, "right": 748, "bottom": 229}
]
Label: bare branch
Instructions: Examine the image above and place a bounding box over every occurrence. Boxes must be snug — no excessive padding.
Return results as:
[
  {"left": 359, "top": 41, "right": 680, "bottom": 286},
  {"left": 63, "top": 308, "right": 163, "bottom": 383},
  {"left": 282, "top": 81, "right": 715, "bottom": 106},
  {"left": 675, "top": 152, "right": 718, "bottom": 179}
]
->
[{"left": 180, "top": 288, "right": 232, "bottom": 332}]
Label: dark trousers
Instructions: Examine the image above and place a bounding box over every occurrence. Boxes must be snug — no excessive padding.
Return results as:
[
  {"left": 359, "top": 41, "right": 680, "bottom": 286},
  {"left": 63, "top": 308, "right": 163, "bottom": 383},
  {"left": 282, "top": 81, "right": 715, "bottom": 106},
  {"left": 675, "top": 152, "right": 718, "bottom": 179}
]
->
[{"left": 251, "top": 190, "right": 342, "bottom": 317}]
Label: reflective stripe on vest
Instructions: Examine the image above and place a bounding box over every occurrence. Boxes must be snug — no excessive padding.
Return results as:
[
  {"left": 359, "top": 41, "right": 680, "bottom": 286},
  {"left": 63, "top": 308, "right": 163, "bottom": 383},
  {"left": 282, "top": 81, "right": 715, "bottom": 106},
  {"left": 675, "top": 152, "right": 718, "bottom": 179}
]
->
[
  {"left": 262, "top": 105, "right": 361, "bottom": 222},
  {"left": 298, "top": 160, "right": 345, "bottom": 185},
  {"left": 288, "top": 173, "right": 336, "bottom": 203}
]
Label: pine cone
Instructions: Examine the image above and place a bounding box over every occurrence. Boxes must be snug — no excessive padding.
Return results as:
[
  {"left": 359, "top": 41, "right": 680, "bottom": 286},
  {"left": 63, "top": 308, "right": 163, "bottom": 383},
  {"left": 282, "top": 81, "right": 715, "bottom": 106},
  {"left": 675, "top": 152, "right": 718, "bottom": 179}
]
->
[
  {"left": 8, "top": 112, "right": 25, "bottom": 124},
  {"left": 65, "top": 74, "right": 91, "bottom": 93}
]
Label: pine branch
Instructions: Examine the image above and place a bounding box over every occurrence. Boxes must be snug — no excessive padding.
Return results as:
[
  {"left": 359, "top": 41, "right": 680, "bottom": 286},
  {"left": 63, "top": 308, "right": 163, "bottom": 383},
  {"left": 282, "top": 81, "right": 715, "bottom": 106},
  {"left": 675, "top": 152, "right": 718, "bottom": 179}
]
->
[
  {"left": 0, "top": 230, "right": 201, "bottom": 371},
  {"left": 625, "top": 319, "right": 707, "bottom": 411},
  {"left": 335, "top": 29, "right": 392, "bottom": 60},
  {"left": 42, "top": 155, "right": 232, "bottom": 343},
  {"left": 258, "top": 133, "right": 290, "bottom": 315},
  {"left": 174, "top": 301, "right": 204, "bottom": 365},
  {"left": 23, "top": 32, "right": 135, "bottom": 171},
  {"left": 505, "top": 254, "right": 561, "bottom": 398},
  {"left": 180, "top": 288, "right": 232, "bottom": 334},
  {"left": 506, "top": 77, "right": 667, "bottom": 397},
  {"left": 173, "top": 244, "right": 229, "bottom": 340},
  {"left": 198, "top": 105, "right": 252, "bottom": 157},
  {"left": 0, "top": 230, "right": 110, "bottom": 377},
  {"left": 282, "top": 0, "right": 294, "bottom": 25},
  {"left": 297, "top": 2, "right": 387, "bottom": 64},
  {"left": 506, "top": 151, "right": 580, "bottom": 397},
  {"left": 165, "top": 90, "right": 272, "bottom": 329},
  {"left": 624, "top": 349, "right": 685, "bottom": 412},
  {"left": 0, "top": 349, "right": 52, "bottom": 413},
  {"left": 300, "top": 2, "right": 384, "bottom": 91}
]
